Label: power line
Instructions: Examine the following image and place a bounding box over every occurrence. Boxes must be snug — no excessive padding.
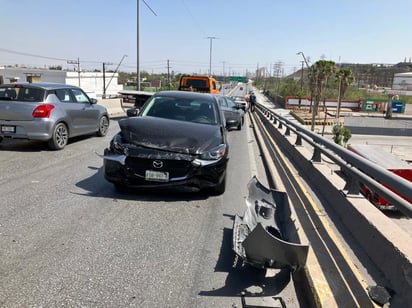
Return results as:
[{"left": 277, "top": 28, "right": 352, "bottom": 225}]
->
[{"left": 0, "top": 48, "right": 108, "bottom": 64}]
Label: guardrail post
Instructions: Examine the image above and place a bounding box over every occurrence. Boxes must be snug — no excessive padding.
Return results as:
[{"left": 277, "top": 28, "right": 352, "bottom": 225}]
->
[
  {"left": 278, "top": 122, "right": 283, "bottom": 129},
  {"left": 285, "top": 127, "right": 291, "bottom": 136},
  {"left": 295, "top": 135, "right": 302, "bottom": 146},
  {"left": 311, "top": 147, "right": 322, "bottom": 163},
  {"left": 273, "top": 117, "right": 277, "bottom": 125},
  {"left": 340, "top": 166, "right": 362, "bottom": 196}
]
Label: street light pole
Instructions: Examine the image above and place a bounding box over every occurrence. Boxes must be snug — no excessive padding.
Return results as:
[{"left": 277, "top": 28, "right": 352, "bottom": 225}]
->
[
  {"left": 136, "top": 0, "right": 157, "bottom": 91},
  {"left": 300, "top": 60, "right": 304, "bottom": 92},
  {"left": 136, "top": 0, "right": 140, "bottom": 90},
  {"left": 296, "top": 51, "right": 310, "bottom": 69},
  {"left": 207, "top": 36, "right": 217, "bottom": 77}
]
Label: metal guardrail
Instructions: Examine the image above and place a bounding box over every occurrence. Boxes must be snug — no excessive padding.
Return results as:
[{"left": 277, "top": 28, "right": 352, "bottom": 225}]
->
[{"left": 255, "top": 104, "right": 412, "bottom": 218}]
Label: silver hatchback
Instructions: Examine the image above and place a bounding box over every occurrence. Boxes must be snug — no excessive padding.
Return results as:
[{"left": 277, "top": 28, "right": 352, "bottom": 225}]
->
[{"left": 0, "top": 82, "right": 109, "bottom": 150}]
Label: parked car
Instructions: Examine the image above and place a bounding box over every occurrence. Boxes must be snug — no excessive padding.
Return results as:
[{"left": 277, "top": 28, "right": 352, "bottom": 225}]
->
[
  {"left": 216, "top": 95, "right": 244, "bottom": 130},
  {"left": 101, "top": 90, "right": 229, "bottom": 194},
  {"left": 0, "top": 83, "right": 109, "bottom": 150},
  {"left": 230, "top": 95, "right": 249, "bottom": 111}
]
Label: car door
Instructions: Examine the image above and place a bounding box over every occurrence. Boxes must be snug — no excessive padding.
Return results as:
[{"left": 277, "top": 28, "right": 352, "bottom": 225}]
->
[
  {"left": 70, "top": 88, "right": 100, "bottom": 134},
  {"left": 218, "top": 96, "right": 240, "bottom": 127}
]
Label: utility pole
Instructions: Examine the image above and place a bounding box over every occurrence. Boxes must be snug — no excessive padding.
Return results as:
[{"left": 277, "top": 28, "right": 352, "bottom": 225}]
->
[
  {"left": 105, "top": 55, "right": 127, "bottom": 94},
  {"left": 102, "top": 62, "right": 113, "bottom": 98},
  {"left": 167, "top": 59, "right": 171, "bottom": 90},
  {"left": 67, "top": 57, "right": 80, "bottom": 87},
  {"left": 103, "top": 62, "right": 107, "bottom": 98}
]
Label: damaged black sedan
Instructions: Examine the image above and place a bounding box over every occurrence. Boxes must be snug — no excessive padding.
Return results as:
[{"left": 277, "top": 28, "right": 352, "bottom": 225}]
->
[{"left": 101, "top": 91, "right": 229, "bottom": 194}]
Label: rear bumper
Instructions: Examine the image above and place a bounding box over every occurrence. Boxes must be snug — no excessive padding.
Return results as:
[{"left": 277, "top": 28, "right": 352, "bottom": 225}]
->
[{"left": 0, "top": 119, "right": 54, "bottom": 141}]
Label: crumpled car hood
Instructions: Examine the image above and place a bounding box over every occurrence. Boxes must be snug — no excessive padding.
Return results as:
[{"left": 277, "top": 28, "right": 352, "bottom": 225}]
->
[{"left": 118, "top": 116, "right": 223, "bottom": 154}]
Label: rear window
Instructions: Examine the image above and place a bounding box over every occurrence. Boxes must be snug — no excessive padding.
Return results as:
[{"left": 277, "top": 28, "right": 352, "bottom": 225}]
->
[
  {"left": 0, "top": 86, "right": 44, "bottom": 102},
  {"left": 0, "top": 87, "right": 18, "bottom": 100},
  {"left": 16, "top": 87, "right": 45, "bottom": 102},
  {"left": 186, "top": 79, "right": 207, "bottom": 88},
  {"left": 142, "top": 96, "right": 218, "bottom": 125}
]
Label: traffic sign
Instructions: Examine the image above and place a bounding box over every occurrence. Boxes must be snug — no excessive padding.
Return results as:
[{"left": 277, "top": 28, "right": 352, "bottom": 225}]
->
[{"left": 229, "top": 76, "right": 247, "bottom": 83}]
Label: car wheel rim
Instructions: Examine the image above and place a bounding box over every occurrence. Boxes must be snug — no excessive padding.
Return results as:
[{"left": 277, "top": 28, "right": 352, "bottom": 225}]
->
[
  {"left": 100, "top": 117, "right": 109, "bottom": 134},
  {"left": 56, "top": 125, "right": 68, "bottom": 147}
]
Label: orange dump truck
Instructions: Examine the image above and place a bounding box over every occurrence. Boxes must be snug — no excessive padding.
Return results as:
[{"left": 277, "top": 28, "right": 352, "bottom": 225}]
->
[{"left": 178, "top": 75, "right": 220, "bottom": 94}]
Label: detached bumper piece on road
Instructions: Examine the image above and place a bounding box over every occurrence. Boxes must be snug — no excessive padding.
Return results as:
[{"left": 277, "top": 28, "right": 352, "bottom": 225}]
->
[{"left": 233, "top": 176, "right": 309, "bottom": 271}]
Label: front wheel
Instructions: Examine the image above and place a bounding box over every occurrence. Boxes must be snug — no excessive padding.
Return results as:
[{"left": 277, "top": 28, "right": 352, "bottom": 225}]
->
[
  {"left": 48, "top": 122, "right": 68, "bottom": 150},
  {"left": 97, "top": 116, "right": 109, "bottom": 137}
]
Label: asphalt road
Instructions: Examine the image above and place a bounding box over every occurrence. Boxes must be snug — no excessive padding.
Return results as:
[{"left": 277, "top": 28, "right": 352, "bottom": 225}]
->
[{"left": 0, "top": 116, "right": 303, "bottom": 307}]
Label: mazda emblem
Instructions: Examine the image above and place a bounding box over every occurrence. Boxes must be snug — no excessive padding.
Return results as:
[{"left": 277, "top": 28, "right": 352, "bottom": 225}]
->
[{"left": 153, "top": 160, "right": 163, "bottom": 169}]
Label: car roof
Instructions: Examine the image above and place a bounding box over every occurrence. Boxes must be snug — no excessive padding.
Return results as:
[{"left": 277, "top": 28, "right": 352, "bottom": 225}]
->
[
  {"left": 153, "top": 90, "right": 217, "bottom": 102},
  {"left": 0, "top": 82, "right": 80, "bottom": 90}
]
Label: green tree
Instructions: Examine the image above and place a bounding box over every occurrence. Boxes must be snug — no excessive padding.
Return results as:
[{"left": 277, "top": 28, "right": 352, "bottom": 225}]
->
[
  {"left": 336, "top": 68, "right": 355, "bottom": 119},
  {"left": 332, "top": 123, "right": 352, "bottom": 146},
  {"left": 308, "top": 60, "right": 336, "bottom": 131}
]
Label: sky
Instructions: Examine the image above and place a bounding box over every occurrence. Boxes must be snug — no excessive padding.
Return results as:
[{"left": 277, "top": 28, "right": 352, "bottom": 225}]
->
[{"left": 1, "top": 0, "right": 412, "bottom": 76}]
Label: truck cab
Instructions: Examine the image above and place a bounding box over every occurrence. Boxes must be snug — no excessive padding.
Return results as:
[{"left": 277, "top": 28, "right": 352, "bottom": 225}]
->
[{"left": 178, "top": 75, "right": 220, "bottom": 94}]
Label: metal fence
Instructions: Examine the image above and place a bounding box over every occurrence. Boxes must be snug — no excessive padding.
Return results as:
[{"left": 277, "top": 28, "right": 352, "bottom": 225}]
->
[{"left": 256, "top": 103, "right": 412, "bottom": 218}]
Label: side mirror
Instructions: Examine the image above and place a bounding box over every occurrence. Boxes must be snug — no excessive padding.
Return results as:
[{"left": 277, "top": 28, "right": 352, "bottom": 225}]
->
[
  {"left": 90, "top": 98, "right": 98, "bottom": 104},
  {"left": 127, "top": 108, "right": 138, "bottom": 117}
]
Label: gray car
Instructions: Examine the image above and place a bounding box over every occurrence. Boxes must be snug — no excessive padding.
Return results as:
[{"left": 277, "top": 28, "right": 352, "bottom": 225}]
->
[
  {"left": 0, "top": 82, "right": 109, "bottom": 150},
  {"left": 215, "top": 95, "right": 244, "bottom": 130}
]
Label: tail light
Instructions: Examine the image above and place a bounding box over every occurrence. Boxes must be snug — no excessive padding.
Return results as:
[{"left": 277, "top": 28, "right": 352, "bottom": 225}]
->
[{"left": 32, "top": 104, "right": 55, "bottom": 118}]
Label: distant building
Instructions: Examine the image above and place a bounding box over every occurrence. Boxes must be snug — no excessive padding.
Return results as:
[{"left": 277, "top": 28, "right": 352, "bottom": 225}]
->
[
  {"left": 392, "top": 72, "right": 412, "bottom": 91},
  {"left": 0, "top": 67, "right": 123, "bottom": 98}
]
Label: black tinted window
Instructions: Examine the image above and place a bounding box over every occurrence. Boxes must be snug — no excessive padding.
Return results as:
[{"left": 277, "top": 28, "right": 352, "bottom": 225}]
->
[
  {"left": 55, "top": 89, "right": 74, "bottom": 102},
  {"left": 17, "top": 87, "right": 44, "bottom": 102}
]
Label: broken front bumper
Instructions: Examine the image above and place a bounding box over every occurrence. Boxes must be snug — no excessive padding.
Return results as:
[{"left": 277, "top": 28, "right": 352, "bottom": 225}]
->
[{"left": 233, "top": 176, "right": 309, "bottom": 271}]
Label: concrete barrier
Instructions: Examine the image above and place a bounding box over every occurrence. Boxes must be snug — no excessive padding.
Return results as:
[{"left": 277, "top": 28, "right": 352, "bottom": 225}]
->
[{"left": 97, "top": 98, "right": 126, "bottom": 117}]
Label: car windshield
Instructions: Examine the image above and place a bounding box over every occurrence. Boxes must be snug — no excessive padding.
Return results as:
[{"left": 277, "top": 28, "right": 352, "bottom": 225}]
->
[{"left": 141, "top": 95, "right": 218, "bottom": 125}]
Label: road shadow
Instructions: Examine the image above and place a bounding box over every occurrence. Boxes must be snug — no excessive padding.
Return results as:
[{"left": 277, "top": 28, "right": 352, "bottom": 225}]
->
[
  {"left": 74, "top": 165, "right": 211, "bottom": 202},
  {"left": 198, "top": 227, "right": 291, "bottom": 298},
  {"left": 0, "top": 134, "right": 98, "bottom": 152}
]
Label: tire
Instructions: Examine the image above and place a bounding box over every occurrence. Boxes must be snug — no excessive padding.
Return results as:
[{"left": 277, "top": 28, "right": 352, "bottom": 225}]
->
[
  {"left": 237, "top": 121, "right": 242, "bottom": 131},
  {"left": 0, "top": 136, "right": 3, "bottom": 144},
  {"left": 48, "top": 122, "right": 68, "bottom": 150},
  {"left": 97, "top": 115, "right": 109, "bottom": 137}
]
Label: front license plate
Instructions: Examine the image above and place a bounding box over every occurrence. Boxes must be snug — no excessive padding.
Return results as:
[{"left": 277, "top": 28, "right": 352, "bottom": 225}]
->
[
  {"left": 145, "top": 170, "right": 169, "bottom": 182},
  {"left": 1, "top": 125, "right": 16, "bottom": 133}
]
